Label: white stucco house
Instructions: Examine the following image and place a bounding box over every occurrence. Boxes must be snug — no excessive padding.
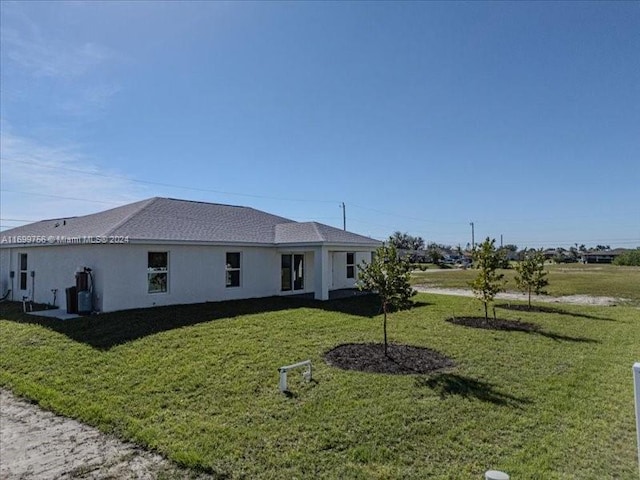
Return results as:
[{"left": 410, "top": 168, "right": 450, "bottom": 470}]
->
[{"left": 0, "top": 197, "right": 381, "bottom": 313}]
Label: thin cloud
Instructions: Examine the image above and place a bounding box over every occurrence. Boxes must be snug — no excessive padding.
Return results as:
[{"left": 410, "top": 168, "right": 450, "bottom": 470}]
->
[
  {"left": 2, "top": 27, "right": 115, "bottom": 79},
  {"left": 57, "top": 84, "right": 122, "bottom": 117},
  {"left": 0, "top": 129, "right": 147, "bottom": 226},
  {"left": 1, "top": 7, "right": 124, "bottom": 119}
]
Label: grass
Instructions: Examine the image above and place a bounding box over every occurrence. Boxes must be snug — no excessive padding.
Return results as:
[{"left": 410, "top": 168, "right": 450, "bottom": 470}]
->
[
  {"left": 1, "top": 292, "right": 639, "bottom": 479},
  {"left": 411, "top": 263, "right": 640, "bottom": 304}
]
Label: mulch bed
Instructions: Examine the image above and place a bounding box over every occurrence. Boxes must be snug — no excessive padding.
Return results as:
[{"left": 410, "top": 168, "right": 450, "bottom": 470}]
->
[
  {"left": 446, "top": 316, "right": 540, "bottom": 332},
  {"left": 324, "top": 343, "right": 455, "bottom": 375}
]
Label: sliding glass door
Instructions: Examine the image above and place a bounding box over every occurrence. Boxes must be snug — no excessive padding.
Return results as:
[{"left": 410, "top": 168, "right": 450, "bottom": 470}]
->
[{"left": 281, "top": 254, "right": 304, "bottom": 291}]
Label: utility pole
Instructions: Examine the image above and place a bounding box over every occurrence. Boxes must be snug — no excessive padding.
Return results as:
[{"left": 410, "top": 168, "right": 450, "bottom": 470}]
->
[
  {"left": 500, "top": 234, "right": 503, "bottom": 248},
  {"left": 341, "top": 202, "right": 346, "bottom": 231},
  {"left": 470, "top": 222, "right": 475, "bottom": 249}
]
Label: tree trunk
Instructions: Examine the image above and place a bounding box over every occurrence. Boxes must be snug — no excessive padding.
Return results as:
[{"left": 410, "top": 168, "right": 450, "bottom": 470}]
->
[
  {"left": 483, "top": 301, "right": 488, "bottom": 321},
  {"left": 383, "top": 304, "right": 388, "bottom": 357},
  {"left": 528, "top": 286, "right": 532, "bottom": 309}
]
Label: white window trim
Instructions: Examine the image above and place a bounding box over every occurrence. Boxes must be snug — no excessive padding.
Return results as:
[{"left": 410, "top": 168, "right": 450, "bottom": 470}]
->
[
  {"left": 19, "top": 253, "right": 28, "bottom": 291},
  {"left": 147, "top": 251, "right": 169, "bottom": 294},
  {"left": 226, "top": 252, "right": 242, "bottom": 288},
  {"left": 346, "top": 252, "right": 356, "bottom": 279}
]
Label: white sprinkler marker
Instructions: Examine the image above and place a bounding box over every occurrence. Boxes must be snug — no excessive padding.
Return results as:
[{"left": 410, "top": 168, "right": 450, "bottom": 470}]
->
[
  {"left": 634, "top": 362, "right": 640, "bottom": 472},
  {"left": 278, "top": 360, "right": 312, "bottom": 393},
  {"left": 485, "top": 470, "right": 509, "bottom": 480}
]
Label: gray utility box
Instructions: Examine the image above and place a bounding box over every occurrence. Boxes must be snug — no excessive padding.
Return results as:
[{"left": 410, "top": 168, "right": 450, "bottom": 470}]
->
[{"left": 77, "top": 290, "right": 92, "bottom": 315}]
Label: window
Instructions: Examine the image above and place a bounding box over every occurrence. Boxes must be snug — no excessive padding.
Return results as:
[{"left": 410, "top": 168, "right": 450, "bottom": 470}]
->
[
  {"left": 226, "top": 252, "right": 241, "bottom": 287},
  {"left": 293, "top": 254, "right": 304, "bottom": 290},
  {"left": 281, "top": 255, "right": 292, "bottom": 291},
  {"left": 19, "top": 253, "right": 28, "bottom": 290},
  {"left": 346, "top": 252, "right": 355, "bottom": 279},
  {"left": 281, "top": 254, "right": 304, "bottom": 291},
  {"left": 148, "top": 252, "right": 168, "bottom": 293}
]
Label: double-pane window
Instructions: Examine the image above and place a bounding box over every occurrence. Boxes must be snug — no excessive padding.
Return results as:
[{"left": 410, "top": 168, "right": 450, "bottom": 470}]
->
[
  {"left": 346, "top": 252, "right": 355, "bottom": 279},
  {"left": 226, "top": 253, "right": 241, "bottom": 287},
  {"left": 19, "top": 253, "right": 28, "bottom": 290},
  {"left": 148, "top": 252, "right": 168, "bottom": 293}
]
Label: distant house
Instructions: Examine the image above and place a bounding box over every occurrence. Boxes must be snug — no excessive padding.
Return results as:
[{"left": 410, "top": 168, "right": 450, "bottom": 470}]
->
[
  {"left": 580, "top": 249, "right": 628, "bottom": 264},
  {"left": 0, "top": 198, "right": 381, "bottom": 313},
  {"left": 543, "top": 248, "right": 559, "bottom": 260},
  {"left": 397, "top": 249, "right": 429, "bottom": 263}
]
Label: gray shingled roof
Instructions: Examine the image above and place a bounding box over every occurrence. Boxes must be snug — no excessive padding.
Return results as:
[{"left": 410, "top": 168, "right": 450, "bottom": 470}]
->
[
  {"left": 1, "top": 197, "right": 381, "bottom": 247},
  {"left": 275, "top": 222, "right": 380, "bottom": 245}
]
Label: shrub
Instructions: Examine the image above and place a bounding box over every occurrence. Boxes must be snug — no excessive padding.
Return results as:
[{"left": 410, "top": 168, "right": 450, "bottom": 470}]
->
[{"left": 613, "top": 249, "right": 640, "bottom": 266}]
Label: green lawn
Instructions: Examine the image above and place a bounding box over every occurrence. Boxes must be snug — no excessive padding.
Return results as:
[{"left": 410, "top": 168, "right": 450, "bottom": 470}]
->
[
  {"left": 1, "top": 293, "right": 638, "bottom": 479},
  {"left": 412, "top": 263, "right": 640, "bottom": 304}
]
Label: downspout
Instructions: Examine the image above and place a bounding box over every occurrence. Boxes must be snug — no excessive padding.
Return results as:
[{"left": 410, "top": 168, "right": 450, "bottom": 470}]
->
[{"left": 10, "top": 248, "right": 14, "bottom": 301}]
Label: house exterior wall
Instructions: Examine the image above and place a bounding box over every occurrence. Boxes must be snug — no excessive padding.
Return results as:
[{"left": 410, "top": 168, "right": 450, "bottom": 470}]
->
[
  {"left": 331, "top": 251, "right": 369, "bottom": 290},
  {"left": 583, "top": 254, "right": 615, "bottom": 264},
  {"left": 0, "top": 245, "right": 109, "bottom": 309},
  {"left": 0, "top": 244, "right": 375, "bottom": 312},
  {"left": 100, "top": 244, "right": 290, "bottom": 312},
  {"left": 0, "top": 244, "right": 323, "bottom": 312},
  {"left": 0, "top": 248, "right": 13, "bottom": 299}
]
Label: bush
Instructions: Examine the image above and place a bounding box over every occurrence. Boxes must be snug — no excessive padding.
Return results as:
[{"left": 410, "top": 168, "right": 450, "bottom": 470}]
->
[{"left": 613, "top": 249, "right": 640, "bottom": 266}]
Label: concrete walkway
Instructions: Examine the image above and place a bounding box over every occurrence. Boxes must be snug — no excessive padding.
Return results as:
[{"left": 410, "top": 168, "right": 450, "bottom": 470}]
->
[
  {"left": 413, "top": 286, "right": 623, "bottom": 306},
  {"left": 26, "top": 308, "right": 80, "bottom": 320}
]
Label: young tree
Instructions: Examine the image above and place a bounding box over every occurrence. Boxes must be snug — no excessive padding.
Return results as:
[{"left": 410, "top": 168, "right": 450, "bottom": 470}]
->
[
  {"left": 426, "top": 243, "right": 443, "bottom": 265},
  {"left": 357, "top": 244, "right": 416, "bottom": 356},
  {"left": 514, "top": 248, "right": 549, "bottom": 308},
  {"left": 470, "top": 238, "right": 505, "bottom": 320},
  {"left": 496, "top": 245, "right": 516, "bottom": 269}
]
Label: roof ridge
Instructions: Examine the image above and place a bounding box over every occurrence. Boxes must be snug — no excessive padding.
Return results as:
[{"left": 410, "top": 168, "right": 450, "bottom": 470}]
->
[
  {"left": 104, "top": 197, "right": 160, "bottom": 236},
  {"left": 165, "top": 197, "right": 247, "bottom": 209},
  {"left": 310, "top": 221, "right": 326, "bottom": 242}
]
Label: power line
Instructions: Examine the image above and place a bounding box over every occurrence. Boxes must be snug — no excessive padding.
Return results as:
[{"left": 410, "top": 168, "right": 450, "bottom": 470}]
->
[
  {"left": 349, "top": 203, "right": 463, "bottom": 225},
  {"left": 3, "top": 160, "right": 638, "bottom": 248},
  {"left": 2, "top": 158, "right": 339, "bottom": 205},
  {"left": 0, "top": 189, "right": 120, "bottom": 205},
  {"left": 2, "top": 159, "right": 473, "bottom": 234}
]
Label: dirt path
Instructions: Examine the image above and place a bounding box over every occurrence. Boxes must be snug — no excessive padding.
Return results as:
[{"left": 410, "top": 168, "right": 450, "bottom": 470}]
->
[
  {"left": 0, "top": 389, "right": 209, "bottom": 479},
  {"left": 413, "top": 286, "right": 623, "bottom": 306}
]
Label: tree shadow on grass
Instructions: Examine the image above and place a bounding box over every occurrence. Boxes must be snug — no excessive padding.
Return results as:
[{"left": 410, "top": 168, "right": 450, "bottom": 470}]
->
[
  {"left": 495, "top": 303, "right": 615, "bottom": 322},
  {"left": 0, "top": 295, "right": 431, "bottom": 351},
  {"left": 297, "top": 292, "right": 431, "bottom": 318},
  {"left": 446, "top": 316, "right": 599, "bottom": 344},
  {"left": 417, "top": 373, "right": 531, "bottom": 408}
]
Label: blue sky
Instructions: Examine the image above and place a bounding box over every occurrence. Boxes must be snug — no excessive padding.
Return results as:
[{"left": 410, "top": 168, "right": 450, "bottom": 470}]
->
[{"left": 1, "top": 1, "right": 638, "bottom": 249}]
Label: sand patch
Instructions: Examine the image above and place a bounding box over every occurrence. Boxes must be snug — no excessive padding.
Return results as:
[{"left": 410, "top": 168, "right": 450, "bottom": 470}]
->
[{"left": 0, "top": 389, "right": 210, "bottom": 479}]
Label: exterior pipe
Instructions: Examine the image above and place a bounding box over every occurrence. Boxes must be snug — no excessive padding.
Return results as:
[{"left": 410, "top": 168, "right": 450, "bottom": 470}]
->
[{"left": 278, "top": 360, "right": 312, "bottom": 392}]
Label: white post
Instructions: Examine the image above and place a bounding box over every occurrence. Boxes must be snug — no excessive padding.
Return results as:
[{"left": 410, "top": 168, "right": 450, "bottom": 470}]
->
[
  {"left": 634, "top": 362, "right": 640, "bottom": 472},
  {"left": 314, "top": 247, "right": 330, "bottom": 300},
  {"left": 279, "top": 369, "right": 288, "bottom": 392}
]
